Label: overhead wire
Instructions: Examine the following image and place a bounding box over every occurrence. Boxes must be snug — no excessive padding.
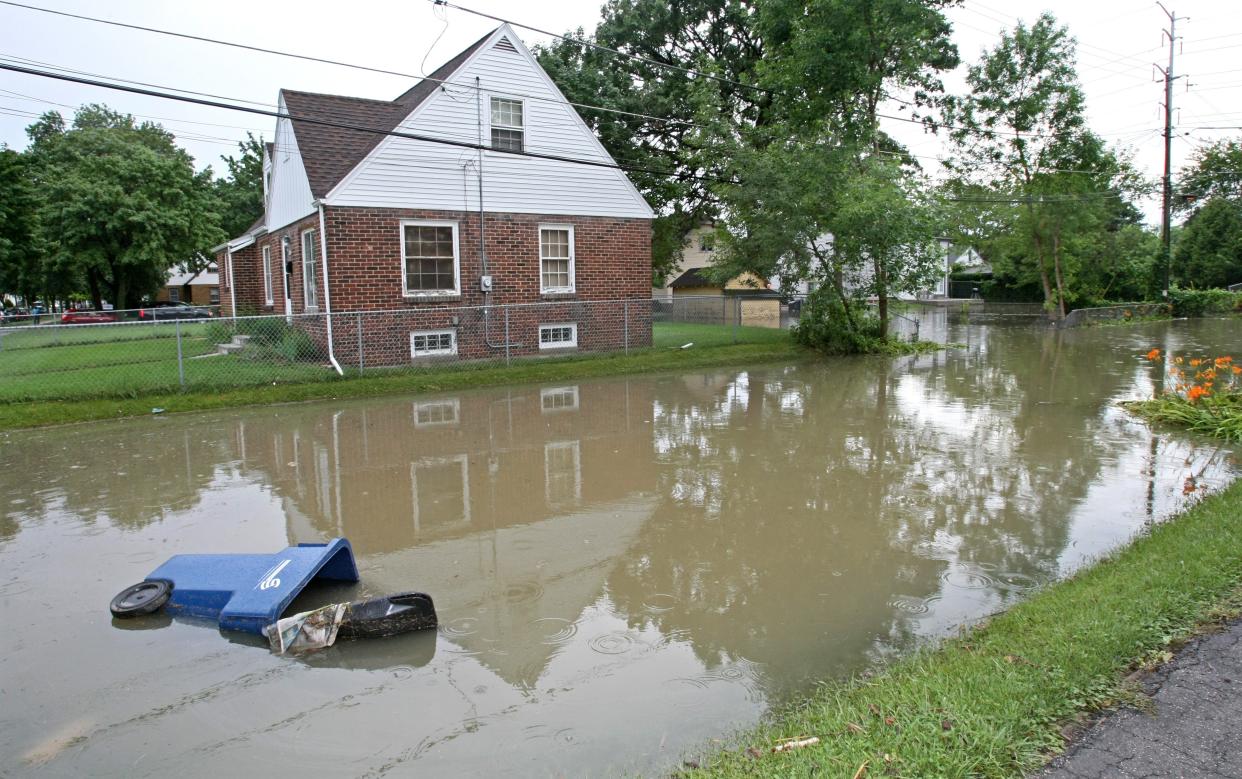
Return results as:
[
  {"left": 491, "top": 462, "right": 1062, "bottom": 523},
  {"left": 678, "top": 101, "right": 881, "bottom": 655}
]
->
[{"left": 0, "top": 61, "right": 738, "bottom": 185}]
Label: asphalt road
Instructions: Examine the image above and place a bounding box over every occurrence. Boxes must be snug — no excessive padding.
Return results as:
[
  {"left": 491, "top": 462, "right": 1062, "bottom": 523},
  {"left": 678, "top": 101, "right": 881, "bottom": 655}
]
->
[{"left": 1041, "top": 618, "right": 1242, "bottom": 779}]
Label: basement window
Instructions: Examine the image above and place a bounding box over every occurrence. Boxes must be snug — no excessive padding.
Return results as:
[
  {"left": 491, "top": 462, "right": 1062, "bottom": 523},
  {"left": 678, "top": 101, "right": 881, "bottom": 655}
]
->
[
  {"left": 410, "top": 329, "right": 457, "bottom": 358},
  {"left": 539, "top": 323, "right": 577, "bottom": 350}
]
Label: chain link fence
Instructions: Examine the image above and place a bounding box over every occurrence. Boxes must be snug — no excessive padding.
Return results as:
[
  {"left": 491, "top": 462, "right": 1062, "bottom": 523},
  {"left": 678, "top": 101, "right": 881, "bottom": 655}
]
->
[{"left": 0, "top": 296, "right": 797, "bottom": 403}]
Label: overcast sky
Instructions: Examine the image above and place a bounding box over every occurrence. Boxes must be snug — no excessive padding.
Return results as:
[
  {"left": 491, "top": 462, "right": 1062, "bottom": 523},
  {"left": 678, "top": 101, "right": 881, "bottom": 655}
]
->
[{"left": 2, "top": 0, "right": 1239, "bottom": 228}]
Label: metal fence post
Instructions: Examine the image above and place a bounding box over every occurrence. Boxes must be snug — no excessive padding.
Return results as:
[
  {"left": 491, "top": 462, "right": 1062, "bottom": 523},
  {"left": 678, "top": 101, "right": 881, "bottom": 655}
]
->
[
  {"left": 623, "top": 299, "right": 629, "bottom": 355},
  {"left": 176, "top": 318, "right": 186, "bottom": 388},
  {"left": 504, "top": 305, "right": 511, "bottom": 366},
  {"left": 734, "top": 297, "right": 740, "bottom": 343},
  {"left": 357, "top": 311, "right": 364, "bottom": 374}
]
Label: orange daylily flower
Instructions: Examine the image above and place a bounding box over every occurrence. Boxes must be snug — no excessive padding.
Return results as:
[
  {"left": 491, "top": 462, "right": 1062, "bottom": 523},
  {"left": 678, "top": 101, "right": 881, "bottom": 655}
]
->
[
  {"left": 1146, "top": 348, "right": 1161, "bottom": 361},
  {"left": 1233, "top": 366, "right": 1241, "bottom": 375},
  {"left": 1188, "top": 385, "right": 1208, "bottom": 401},
  {"left": 1190, "top": 358, "right": 1202, "bottom": 367},
  {"left": 1215, "top": 356, "right": 1233, "bottom": 367}
]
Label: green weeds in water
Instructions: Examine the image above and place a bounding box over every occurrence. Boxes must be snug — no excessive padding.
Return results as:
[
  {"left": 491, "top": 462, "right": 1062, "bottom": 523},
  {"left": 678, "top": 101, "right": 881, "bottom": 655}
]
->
[
  {"left": 681, "top": 481, "right": 1242, "bottom": 778},
  {"left": 1124, "top": 349, "right": 1242, "bottom": 442}
]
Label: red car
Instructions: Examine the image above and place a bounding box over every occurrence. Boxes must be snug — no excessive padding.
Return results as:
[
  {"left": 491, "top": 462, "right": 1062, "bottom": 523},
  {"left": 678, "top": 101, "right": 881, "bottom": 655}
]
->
[{"left": 61, "top": 310, "right": 119, "bottom": 324}]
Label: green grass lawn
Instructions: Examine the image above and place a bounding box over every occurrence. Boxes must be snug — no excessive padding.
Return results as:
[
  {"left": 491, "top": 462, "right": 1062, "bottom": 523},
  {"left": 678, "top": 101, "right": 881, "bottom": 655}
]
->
[
  {"left": 0, "top": 321, "right": 804, "bottom": 428},
  {"left": 653, "top": 321, "right": 793, "bottom": 349},
  {"left": 682, "top": 479, "right": 1242, "bottom": 778}
]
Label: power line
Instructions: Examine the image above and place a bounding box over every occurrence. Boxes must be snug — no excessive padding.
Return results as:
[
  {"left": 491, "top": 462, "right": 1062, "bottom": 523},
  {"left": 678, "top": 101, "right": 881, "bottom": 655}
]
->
[
  {"left": 0, "top": 0, "right": 701, "bottom": 129},
  {"left": 0, "top": 60, "right": 736, "bottom": 185},
  {"left": 430, "top": 0, "right": 776, "bottom": 97}
]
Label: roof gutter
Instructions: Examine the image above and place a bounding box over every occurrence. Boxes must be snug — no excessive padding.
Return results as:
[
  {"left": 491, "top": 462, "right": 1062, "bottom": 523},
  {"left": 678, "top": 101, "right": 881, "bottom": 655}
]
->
[{"left": 317, "top": 202, "right": 343, "bottom": 376}]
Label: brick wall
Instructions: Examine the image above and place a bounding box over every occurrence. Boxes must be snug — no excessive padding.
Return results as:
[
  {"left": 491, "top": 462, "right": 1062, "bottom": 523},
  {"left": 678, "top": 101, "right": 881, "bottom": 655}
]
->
[{"left": 224, "top": 207, "right": 652, "bottom": 366}]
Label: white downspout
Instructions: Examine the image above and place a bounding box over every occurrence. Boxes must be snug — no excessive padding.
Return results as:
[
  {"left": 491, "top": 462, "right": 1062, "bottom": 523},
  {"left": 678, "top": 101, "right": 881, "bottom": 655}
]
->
[
  {"left": 317, "top": 202, "right": 343, "bottom": 375},
  {"left": 226, "top": 247, "right": 237, "bottom": 317}
]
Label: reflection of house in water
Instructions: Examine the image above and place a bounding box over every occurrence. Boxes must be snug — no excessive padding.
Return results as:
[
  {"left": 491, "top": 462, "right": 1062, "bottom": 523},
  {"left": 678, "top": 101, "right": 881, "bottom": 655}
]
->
[{"left": 226, "top": 381, "right": 658, "bottom": 687}]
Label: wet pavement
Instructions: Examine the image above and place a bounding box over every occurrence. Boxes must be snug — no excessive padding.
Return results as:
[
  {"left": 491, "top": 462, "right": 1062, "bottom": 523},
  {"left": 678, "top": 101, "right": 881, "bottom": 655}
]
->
[
  {"left": 1041, "top": 618, "right": 1242, "bottom": 779},
  {"left": 1, "top": 314, "right": 1240, "bottom": 776}
]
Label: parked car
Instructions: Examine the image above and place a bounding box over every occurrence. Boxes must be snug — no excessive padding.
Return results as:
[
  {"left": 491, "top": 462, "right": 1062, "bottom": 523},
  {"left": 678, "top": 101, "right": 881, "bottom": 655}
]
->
[
  {"left": 61, "top": 310, "right": 119, "bottom": 324},
  {"left": 136, "top": 302, "right": 215, "bottom": 321},
  {"left": 0, "top": 308, "right": 33, "bottom": 324}
]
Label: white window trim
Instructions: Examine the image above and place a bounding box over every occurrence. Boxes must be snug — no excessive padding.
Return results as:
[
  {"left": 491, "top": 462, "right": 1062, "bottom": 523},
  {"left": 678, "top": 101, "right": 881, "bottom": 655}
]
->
[
  {"left": 538, "top": 322, "right": 578, "bottom": 350},
  {"left": 540, "top": 385, "right": 580, "bottom": 414},
  {"left": 539, "top": 223, "right": 576, "bottom": 294},
  {"left": 410, "top": 329, "right": 458, "bottom": 359},
  {"left": 400, "top": 219, "right": 461, "bottom": 298},
  {"left": 262, "top": 245, "right": 273, "bottom": 305},
  {"left": 487, "top": 95, "right": 527, "bottom": 156},
  {"left": 168, "top": 287, "right": 180, "bottom": 303},
  {"left": 301, "top": 228, "right": 318, "bottom": 310}
]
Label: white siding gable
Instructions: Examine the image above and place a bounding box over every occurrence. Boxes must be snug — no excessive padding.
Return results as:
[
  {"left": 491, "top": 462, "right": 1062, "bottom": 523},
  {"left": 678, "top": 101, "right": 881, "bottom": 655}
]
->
[
  {"left": 327, "top": 27, "right": 654, "bottom": 220},
  {"left": 267, "top": 94, "right": 316, "bottom": 230}
]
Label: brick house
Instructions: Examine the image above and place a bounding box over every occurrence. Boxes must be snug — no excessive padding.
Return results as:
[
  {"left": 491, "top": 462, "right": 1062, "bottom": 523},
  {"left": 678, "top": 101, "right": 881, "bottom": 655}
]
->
[{"left": 214, "top": 25, "right": 654, "bottom": 368}]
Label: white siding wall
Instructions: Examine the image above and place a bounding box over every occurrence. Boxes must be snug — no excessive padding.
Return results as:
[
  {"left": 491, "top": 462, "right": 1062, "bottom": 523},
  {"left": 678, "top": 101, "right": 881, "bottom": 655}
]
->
[
  {"left": 267, "top": 96, "right": 316, "bottom": 230},
  {"left": 328, "top": 31, "right": 653, "bottom": 219}
]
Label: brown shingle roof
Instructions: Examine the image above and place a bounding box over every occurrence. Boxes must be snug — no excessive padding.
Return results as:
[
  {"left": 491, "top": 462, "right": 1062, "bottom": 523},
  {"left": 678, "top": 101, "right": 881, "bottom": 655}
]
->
[{"left": 281, "top": 29, "right": 496, "bottom": 198}]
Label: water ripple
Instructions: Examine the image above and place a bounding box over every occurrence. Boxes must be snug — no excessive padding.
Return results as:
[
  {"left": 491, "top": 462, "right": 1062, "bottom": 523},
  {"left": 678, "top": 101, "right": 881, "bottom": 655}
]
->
[
  {"left": 533, "top": 617, "right": 578, "bottom": 645},
  {"left": 941, "top": 569, "right": 996, "bottom": 590},
  {"left": 588, "top": 631, "right": 638, "bottom": 655}
]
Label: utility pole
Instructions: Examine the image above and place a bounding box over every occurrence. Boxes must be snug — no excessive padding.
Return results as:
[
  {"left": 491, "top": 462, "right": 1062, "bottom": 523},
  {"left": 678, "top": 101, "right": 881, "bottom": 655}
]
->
[{"left": 1156, "top": 3, "right": 1187, "bottom": 299}]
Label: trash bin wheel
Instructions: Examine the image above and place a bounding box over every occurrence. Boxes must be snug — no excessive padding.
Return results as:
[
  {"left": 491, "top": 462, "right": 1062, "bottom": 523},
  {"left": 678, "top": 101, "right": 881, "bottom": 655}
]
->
[{"left": 110, "top": 580, "right": 173, "bottom": 618}]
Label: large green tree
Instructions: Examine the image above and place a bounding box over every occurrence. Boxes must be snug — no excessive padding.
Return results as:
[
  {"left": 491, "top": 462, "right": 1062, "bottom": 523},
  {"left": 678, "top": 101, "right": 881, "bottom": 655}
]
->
[
  {"left": 214, "top": 132, "right": 265, "bottom": 240},
  {"left": 537, "top": 0, "right": 776, "bottom": 281},
  {"left": 30, "top": 105, "right": 224, "bottom": 310},
  {"left": 0, "top": 146, "right": 44, "bottom": 306},
  {"left": 1174, "top": 198, "right": 1242, "bottom": 289},
  {"left": 1173, "top": 138, "right": 1242, "bottom": 288},
  {"left": 941, "top": 13, "right": 1143, "bottom": 317}
]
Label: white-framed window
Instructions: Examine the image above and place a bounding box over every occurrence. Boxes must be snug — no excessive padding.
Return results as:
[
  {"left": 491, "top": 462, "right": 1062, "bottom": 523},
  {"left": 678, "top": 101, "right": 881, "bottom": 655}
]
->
[
  {"left": 539, "top": 225, "right": 575, "bottom": 293},
  {"left": 413, "top": 398, "right": 460, "bottom": 428},
  {"left": 401, "top": 220, "right": 460, "bottom": 297},
  {"left": 209, "top": 287, "right": 220, "bottom": 305},
  {"left": 539, "top": 323, "right": 578, "bottom": 350},
  {"left": 540, "top": 386, "right": 579, "bottom": 413},
  {"left": 490, "top": 97, "right": 524, "bottom": 152},
  {"left": 262, "top": 245, "right": 273, "bottom": 305},
  {"left": 301, "top": 229, "right": 318, "bottom": 309},
  {"left": 410, "top": 329, "right": 457, "bottom": 359},
  {"left": 544, "top": 440, "right": 582, "bottom": 506},
  {"left": 168, "top": 287, "right": 180, "bottom": 303}
]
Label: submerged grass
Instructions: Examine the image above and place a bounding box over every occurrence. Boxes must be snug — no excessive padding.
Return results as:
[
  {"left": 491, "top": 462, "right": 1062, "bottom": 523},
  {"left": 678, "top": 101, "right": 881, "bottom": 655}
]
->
[
  {"left": 1125, "top": 394, "right": 1242, "bottom": 442},
  {"left": 683, "top": 480, "right": 1242, "bottom": 778}
]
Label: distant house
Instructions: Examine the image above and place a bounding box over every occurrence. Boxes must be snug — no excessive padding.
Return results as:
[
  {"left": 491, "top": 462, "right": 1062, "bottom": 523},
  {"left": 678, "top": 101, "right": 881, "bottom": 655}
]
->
[
  {"left": 654, "top": 225, "right": 782, "bottom": 328},
  {"left": 157, "top": 266, "right": 220, "bottom": 306},
  {"left": 215, "top": 24, "right": 654, "bottom": 365}
]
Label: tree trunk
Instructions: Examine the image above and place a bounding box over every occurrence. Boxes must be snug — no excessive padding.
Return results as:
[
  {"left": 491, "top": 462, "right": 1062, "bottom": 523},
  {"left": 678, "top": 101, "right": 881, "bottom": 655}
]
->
[
  {"left": 86, "top": 269, "right": 103, "bottom": 311},
  {"left": 874, "top": 256, "right": 888, "bottom": 339},
  {"left": 1051, "top": 230, "right": 1068, "bottom": 320},
  {"left": 1032, "top": 231, "right": 1055, "bottom": 318}
]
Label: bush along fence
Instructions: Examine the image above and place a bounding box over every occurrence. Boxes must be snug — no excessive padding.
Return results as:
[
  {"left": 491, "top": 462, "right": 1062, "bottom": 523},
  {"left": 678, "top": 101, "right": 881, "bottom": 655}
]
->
[{"left": 0, "top": 296, "right": 796, "bottom": 404}]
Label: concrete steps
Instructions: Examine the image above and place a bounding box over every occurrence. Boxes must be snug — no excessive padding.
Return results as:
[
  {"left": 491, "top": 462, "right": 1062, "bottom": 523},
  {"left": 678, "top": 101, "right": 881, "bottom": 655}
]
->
[{"left": 216, "top": 334, "right": 251, "bottom": 355}]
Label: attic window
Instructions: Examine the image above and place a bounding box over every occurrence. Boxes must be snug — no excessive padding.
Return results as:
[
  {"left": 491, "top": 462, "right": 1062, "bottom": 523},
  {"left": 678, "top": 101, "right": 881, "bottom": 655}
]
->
[
  {"left": 490, "top": 97, "right": 524, "bottom": 153},
  {"left": 494, "top": 36, "right": 518, "bottom": 53}
]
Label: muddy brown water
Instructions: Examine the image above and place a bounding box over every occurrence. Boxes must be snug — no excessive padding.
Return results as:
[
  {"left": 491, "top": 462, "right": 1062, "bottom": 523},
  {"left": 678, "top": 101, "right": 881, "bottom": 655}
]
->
[{"left": 1, "top": 316, "right": 1238, "bottom": 777}]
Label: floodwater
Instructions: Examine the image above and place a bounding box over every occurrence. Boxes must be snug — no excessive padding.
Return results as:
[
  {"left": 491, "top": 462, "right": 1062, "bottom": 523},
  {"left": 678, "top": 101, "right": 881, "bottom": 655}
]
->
[{"left": 1, "top": 316, "right": 1238, "bottom": 777}]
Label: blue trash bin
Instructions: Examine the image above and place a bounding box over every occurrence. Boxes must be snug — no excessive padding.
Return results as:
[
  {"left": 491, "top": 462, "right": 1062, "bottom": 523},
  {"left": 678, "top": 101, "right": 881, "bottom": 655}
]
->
[{"left": 143, "top": 538, "right": 360, "bottom": 634}]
